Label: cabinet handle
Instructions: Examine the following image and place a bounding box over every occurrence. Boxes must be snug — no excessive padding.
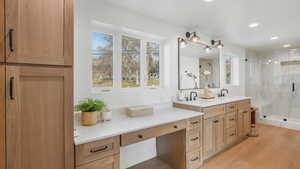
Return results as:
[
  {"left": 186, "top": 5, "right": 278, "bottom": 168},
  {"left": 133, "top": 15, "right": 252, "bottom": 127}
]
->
[
  {"left": 191, "top": 121, "right": 199, "bottom": 125},
  {"left": 8, "top": 29, "right": 14, "bottom": 52},
  {"left": 213, "top": 120, "right": 219, "bottom": 123},
  {"left": 230, "top": 118, "right": 235, "bottom": 121},
  {"left": 138, "top": 134, "right": 143, "bottom": 139},
  {"left": 90, "top": 145, "right": 109, "bottom": 153},
  {"left": 191, "top": 137, "right": 199, "bottom": 141},
  {"left": 174, "top": 125, "right": 178, "bottom": 129},
  {"left": 9, "top": 77, "right": 15, "bottom": 100},
  {"left": 191, "top": 157, "right": 199, "bottom": 162},
  {"left": 229, "top": 106, "right": 235, "bottom": 109},
  {"left": 230, "top": 133, "right": 235, "bottom": 136}
]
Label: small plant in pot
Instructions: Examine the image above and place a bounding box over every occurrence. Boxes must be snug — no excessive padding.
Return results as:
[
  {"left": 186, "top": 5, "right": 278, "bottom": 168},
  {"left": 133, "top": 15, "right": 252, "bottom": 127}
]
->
[{"left": 75, "top": 99, "right": 105, "bottom": 126}]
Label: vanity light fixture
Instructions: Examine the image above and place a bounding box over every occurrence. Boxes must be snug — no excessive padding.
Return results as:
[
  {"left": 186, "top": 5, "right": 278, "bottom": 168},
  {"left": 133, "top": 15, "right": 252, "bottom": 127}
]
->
[
  {"left": 211, "top": 40, "right": 224, "bottom": 49},
  {"left": 179, "top": 38, "right": 187, "bottom": 48},
  {"left": 186, "top": 32, "right": 200, "bottom": 42},
  {"left": 283, "top": 44, "right": 291, "bottom": 48},
  {"left": 205, "top": 45, "right": 211, "bottom": 53}
]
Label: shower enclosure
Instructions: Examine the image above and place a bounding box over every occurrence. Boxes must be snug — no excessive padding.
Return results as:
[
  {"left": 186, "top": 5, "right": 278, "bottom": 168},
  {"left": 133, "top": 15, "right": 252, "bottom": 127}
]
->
[{"left": 246, "top": 48, "right": 300, "bottom": 129}]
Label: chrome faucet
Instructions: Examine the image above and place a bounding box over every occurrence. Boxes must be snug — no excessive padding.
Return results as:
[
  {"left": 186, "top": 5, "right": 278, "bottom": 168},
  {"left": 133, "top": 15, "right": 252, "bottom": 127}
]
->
[
  {"left": 219, "top": 88, "right": 229, "bottom": 97},
  {"left": 190, "top": 91, "right": 198, "bottom": 101}
]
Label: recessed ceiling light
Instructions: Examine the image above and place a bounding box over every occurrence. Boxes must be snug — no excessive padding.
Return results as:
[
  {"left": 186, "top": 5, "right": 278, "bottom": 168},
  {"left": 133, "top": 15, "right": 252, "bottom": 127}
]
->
[
  {"left": 248, "top": 22, "right": 260, "bottom": 28},
  {"left": 270, "top": 36, "right": 279, "bottom": 40},
  {"left": 203, "top": 0, "right": 214, "bottom": 2},
  {"left": 283, "top": 44, "right": 291, "bottom": 48}
]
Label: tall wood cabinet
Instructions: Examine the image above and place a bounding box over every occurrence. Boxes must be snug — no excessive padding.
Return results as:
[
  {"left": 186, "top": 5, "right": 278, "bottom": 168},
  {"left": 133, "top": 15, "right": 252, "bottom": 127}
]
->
[
  {"left": 5, "top": 0, "right": 73, "bottom": 66},
  {"left": 1, "top": 0, "right": 74, "bottom": 169},
  {"left": 6, "top": 66, "right": 74, "bottom": 169},
  {"left": 0, "top": 65, "right": 5, "bottom": 169},
  {"left": 0, "top": 0, "right": 4, "bottom": 62}
]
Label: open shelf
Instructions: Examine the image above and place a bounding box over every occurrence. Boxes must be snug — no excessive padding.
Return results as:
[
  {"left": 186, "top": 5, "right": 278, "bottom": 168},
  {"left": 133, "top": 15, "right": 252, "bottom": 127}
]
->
[{"left": 127, "top": 157, "right": 174, "bottom": 169}]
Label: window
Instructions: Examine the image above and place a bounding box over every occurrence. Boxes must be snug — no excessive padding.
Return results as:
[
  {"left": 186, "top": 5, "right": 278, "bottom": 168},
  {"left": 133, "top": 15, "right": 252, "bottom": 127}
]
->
[
  {"left": 225, "top": 56, "right": 232, "bottom": 84},
  {"left": 121, "top": 36, "right": 141, "bottom": 88},
  {"left": 146, "top": 42, "right": 160, "bottom": 87},
  {"left": 92, "top": 32, "right": 113, "bottom": 87},
  {"left": 224, "top": 54, "right": 239, "bottom": 86}
]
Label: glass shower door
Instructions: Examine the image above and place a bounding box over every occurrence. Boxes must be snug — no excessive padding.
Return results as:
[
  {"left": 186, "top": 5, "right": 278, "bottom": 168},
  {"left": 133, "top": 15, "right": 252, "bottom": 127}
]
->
[{"left": 287, "top": 49, "right": 300, "bottom": 121}]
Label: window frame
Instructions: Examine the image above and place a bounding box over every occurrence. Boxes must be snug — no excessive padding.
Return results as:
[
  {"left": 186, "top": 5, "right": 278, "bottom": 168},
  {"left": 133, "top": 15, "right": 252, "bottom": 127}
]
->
[
  {"left": 143, "top": 39, "right": 162, "bottom": 89},
  {"left": 90, "top": 23, "right": 163, "bottom": 93},
  {"left": 223, "top": 53, "right": 240, "bottom": 87},
  {"left": 90, "top": 26, "right": 117, "bottom": 93}
]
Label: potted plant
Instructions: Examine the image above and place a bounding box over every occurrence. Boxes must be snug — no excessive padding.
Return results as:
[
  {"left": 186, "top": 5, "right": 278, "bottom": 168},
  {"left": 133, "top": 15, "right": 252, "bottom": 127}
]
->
[{"left": 75, "top": 98, "right": 105, "bottom": 126}]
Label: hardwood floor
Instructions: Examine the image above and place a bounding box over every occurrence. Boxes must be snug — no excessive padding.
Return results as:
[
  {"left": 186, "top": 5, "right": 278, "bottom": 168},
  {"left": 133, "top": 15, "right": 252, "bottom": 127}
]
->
[{"left": 202, "top": 124, "right": 300, "bottom": 169}]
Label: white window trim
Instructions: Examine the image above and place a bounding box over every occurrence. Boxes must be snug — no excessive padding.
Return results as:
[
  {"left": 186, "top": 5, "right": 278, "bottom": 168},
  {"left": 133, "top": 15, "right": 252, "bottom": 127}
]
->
[
  {"left": 90, "top": 26, "right": 117, "bottom": 93},
  {"left": 90, "top": 22, "right": 164, "bottom": 93}
]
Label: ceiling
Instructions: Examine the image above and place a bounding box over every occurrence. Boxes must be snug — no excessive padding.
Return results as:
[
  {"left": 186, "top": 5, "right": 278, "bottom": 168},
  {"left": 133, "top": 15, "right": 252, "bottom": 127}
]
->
[{"left": 102, "top": 0, "right": 300, "bottom": 52}]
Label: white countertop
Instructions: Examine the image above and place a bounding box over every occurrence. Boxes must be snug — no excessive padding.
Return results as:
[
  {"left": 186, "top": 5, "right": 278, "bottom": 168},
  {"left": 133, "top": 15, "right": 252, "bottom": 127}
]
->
[
  {"left": 74, "top": 108, "right": 203, "bottom": 145},
  {"left": 173, "top": 96, "right": 251, "bottom": 108}
]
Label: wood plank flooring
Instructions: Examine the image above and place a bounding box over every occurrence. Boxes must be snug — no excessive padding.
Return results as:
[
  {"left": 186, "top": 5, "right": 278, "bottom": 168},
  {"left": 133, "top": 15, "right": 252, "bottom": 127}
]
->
[
  {"left": 202, "top": 124, "right": 300, "bottom": 169},
  {"left": 127, "top": 157, "right": 173, "bottom": 169}
]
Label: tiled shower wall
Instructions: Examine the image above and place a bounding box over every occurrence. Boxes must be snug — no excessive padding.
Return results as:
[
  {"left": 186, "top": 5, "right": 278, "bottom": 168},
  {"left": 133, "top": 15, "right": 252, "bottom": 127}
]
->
[{"left": 246, "top": 48, "right": 300, "bottom": 120}]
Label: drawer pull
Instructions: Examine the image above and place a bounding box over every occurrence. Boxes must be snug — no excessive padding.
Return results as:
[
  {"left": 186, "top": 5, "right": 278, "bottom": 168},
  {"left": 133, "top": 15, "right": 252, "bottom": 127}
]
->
[
  {"left": 191, "top": 157, "right": 199, "bottom": 162},
  {"left": 174, "top": 125, "right": 178, "bottom": 129},
  {"left": 230, "top": 118, "right": 235, "bottom": 121},
  {"left": 230, "top": 133, "right": 235, "bottom": 136},
  {"left": 138, "top": 134, "right": 143, "bottom": 139},
  {"left": 190, "top": 121, "right": 199, "bottom": 125},
  {"left": 213, "top": 120, "right": 219, "bottom": 123},
  {"left": 90, "top": 145, "right": 109, "bottom": 153},
  {"left": 229, "top": 106, "right": 235, "bottom": 109},
  {"left": 191, "top": 137, "right": 199, "bottom": 141}
]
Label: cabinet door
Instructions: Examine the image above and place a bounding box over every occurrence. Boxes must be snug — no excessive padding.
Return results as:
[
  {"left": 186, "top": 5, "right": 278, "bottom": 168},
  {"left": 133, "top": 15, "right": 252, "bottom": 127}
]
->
[
  {"left": 6, "top": 0, "right": 73, "bottom": 65},
  {"left": 6, "top": 65, "right": 74, "bottom": 169},
  {"left": 0, "top": 0, "right": 4, "bottom": 63},
  {"left": 203, "top": 117, "right": 215, "bottom": 158},
  {"left": 0, "top": 65, "right": 5, "bottom": 169},
  {"left": 242, "top": 110, "right": 251, "bottom": 135},
  {"left": 237, "top": 110, "right": 244, "bottom": 137},
  {"left": 214, "top": 115, "right": 225, "bottom": 152}
]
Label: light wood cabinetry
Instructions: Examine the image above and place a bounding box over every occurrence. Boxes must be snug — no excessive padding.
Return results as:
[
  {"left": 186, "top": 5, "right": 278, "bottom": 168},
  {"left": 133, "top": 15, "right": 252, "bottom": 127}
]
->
[
  {"left": 5, "top": 0, "right": 73, "bottom": 65},
  {"left": 121, "top": 120, "right": 186, "bottom": 146},
  {"left": 203, "top": 114, "right": 225, "bottom": 158},
  {"left": 76, "top": 155, "right": 119, "bottom": 169},
  {"left": 238, "top": 108, "right": 251, "bottom": 137},
  {"left": 6, "top": 65, "right": 74, "bottom": 169},
  {"left": 0, "top": 0, "right": 4, "bottom": 63},
  {"left": 0, "top": 65, "right": 5, "bottom": 169}
]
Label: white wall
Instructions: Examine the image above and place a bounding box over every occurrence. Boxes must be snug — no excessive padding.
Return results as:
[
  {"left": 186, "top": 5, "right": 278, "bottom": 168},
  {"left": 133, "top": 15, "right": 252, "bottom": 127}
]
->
[{"left": 75, "top": 0, "right": 247, "bottom": 168}]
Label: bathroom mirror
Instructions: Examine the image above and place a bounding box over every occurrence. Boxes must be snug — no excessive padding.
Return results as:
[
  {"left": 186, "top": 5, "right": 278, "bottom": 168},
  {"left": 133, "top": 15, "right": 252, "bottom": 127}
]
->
[{"left": 178, "top": 39, "right": 220, "bottom": 90}]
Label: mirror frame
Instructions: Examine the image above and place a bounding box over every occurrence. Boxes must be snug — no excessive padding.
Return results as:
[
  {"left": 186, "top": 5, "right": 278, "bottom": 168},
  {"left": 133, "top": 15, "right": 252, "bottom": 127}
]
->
[{"left": 177, "top": 38, "right": 221, "bottom": 90}]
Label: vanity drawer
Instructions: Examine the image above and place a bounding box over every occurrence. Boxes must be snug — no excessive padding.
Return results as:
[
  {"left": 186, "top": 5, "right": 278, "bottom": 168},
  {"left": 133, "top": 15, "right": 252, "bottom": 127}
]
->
[
  {"left": 186, "top": 149, "right": 202, "bottom": 169},
  {"left": 188, "top": 116, "right": 202, "bottom": 130},
  {"left": 186, "top": 128, "right": 201, "bottom": 151},
  {"left": 226, "top": 103, "right": 237, "bottom": 113},
  {"left": 75, "top": 136, "right": 120, "bottom": 166},
  {"left": 238, "top": 100, "right": 251, "bottom": 110},
  {"left": 121, "top": 120, "right": 187, "bottom": 146},
  {"left": 226, "top": 127, "right": 237, "bottom": 145},
  {"left": 76, "top": 155, "right": 119, "bottom": 169},
  {"left": 226, "top": 112, "right": 237, "bottom": 129},
  {"left": 203, "top": 105, "right": 225, "bottom": 119}
]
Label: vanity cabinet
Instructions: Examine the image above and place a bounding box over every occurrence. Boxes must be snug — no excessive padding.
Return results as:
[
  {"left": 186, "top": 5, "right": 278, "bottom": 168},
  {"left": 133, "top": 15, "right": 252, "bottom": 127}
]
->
[
  {"left": 6, "top": 66, "right": 74, "bottom": 169},
  {"left": 237, "top": 101, "right": 251, "bottom": 137},
  {"left": 0, "top": 65, "right": 5, "bottom": 169},
  {"left": 203, "top": 114, "right": 225, "bottom": 158},
  {"left": 5, "top": 0, "right": 73, "bottom": 65}
]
